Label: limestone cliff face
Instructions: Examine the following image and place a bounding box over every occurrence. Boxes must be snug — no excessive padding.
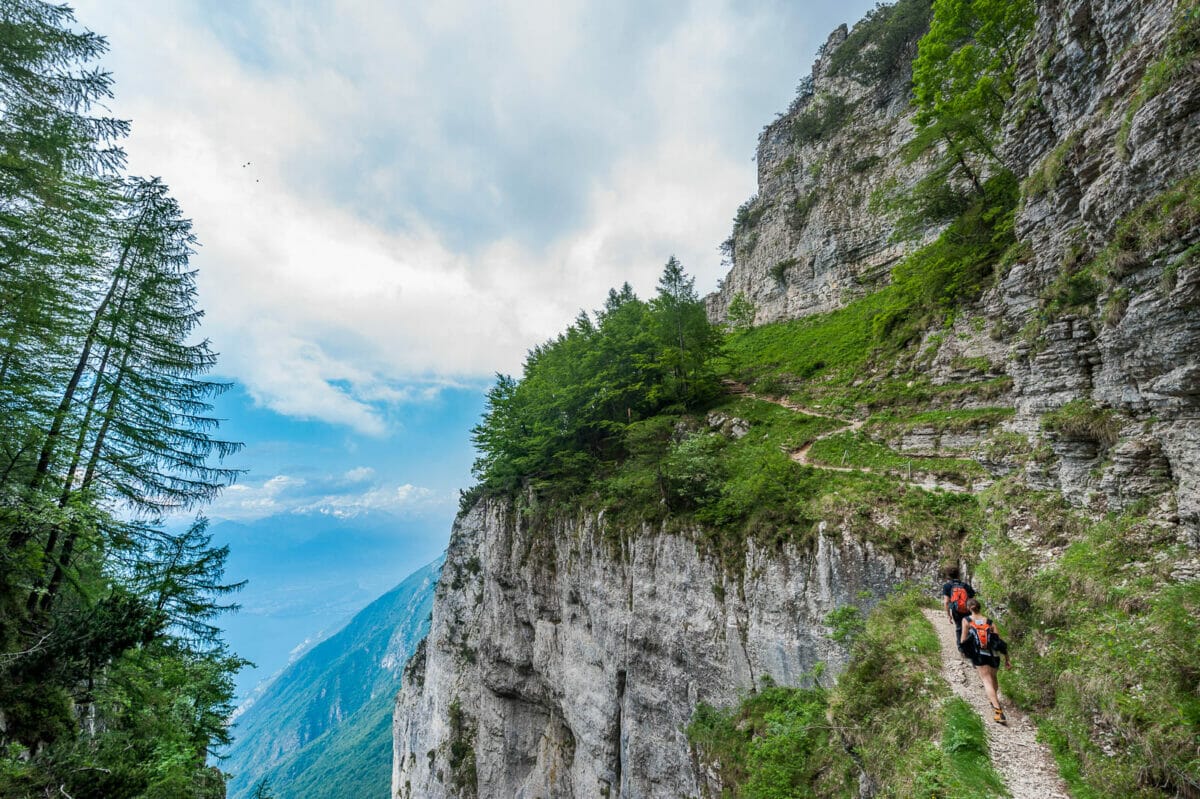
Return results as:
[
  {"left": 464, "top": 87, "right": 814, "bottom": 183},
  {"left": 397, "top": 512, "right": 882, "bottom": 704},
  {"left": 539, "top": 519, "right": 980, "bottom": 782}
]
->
[
  {"left": 705, "top": 22, "right": 940, "bottom": 325},
  {"left": 393, "top": 501, "right": 920, "bottom": 798},
  {"left": 992, "top": 0, "right": 1200, "bottom": 531}
]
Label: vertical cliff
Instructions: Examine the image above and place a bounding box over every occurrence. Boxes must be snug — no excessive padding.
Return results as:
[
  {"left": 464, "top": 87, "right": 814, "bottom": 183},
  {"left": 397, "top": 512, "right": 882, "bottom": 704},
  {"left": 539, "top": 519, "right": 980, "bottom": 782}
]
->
[
  {"left": 994, "top": 0, "right": 1200, "bottom": 528},
  {"left": 394, "top": 502, "right": 921, "bottom": 798},
  {"left": 706, "top": 3, "right": 942, "bottom": 325}
]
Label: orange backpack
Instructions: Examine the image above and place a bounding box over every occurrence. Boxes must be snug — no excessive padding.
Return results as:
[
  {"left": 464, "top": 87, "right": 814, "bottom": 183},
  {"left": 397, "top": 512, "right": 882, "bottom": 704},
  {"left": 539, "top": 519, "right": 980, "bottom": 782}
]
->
[
  {"left": 967, "top": 617, "right": 995, "bottom": 651},
  {"left": 949, "top": 583, "right": 970, "bottom": 614}
]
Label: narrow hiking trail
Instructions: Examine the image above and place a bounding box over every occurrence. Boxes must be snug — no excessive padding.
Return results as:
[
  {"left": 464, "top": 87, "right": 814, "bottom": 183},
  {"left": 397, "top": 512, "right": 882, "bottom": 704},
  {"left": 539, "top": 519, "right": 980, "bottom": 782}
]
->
[
  {"left": 921, "top": 608, "right": 1070, "bottom": 799},
  {"left": 734, "top": 386, "right": 971, "bottom": 492}
]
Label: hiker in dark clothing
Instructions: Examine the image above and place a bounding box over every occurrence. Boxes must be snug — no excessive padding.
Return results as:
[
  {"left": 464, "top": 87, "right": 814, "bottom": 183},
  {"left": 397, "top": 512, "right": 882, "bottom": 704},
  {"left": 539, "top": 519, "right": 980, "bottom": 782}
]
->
[
  {"left": 941, "top": 565, "right": 975, "bottom": 655},
  {"left": 960, "top": 597, "right": 1011, "bottom": 723}
]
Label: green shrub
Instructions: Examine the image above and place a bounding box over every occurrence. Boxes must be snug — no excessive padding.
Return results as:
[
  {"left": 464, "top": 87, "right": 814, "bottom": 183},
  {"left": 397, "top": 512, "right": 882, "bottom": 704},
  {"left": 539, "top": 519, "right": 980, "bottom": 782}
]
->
[
  {"left": 792, "top": 94, "right": 853, "bottom": 144},
  {"left": 770, "top": 258, "right": 798, "bottom": 283},
  {"left": 787, "top": 193, "right": 818, "bottom": 232},
  {"left": 687, "top": 685, "right": 858, "bottom": 798},
  {"left": 827, "top": 0, "right": 935, "bottom": 84}
]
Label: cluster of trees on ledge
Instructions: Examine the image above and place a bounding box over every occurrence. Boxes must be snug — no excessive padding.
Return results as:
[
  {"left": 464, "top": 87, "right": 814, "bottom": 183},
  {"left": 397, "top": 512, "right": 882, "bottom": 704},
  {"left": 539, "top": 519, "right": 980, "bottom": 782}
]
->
[
  {"left": 1, "top": 3, "right": 244, "bottom": 796},
  {"left": 471, "top": 257, "right": 721, "bottom": 497}
]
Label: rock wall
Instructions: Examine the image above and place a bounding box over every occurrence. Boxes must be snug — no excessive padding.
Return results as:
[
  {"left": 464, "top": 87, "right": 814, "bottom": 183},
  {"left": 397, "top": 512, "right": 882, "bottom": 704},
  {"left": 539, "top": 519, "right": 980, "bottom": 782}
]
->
[
  {"left": 706, "top": 21, "right": 941, "bottom": 326},
  {"left": 994, "top": 0, "right": 1200, "bottom": 527},
  {"left": 393, "top": 501, "right": 921, "bottom": 799}
]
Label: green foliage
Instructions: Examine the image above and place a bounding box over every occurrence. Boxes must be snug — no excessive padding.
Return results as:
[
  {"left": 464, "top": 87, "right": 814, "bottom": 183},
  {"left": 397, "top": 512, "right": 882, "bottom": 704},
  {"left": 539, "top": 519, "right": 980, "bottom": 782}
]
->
[
  {"left": 1117, "top": 0, "right": 1200, "bottom": 159},
  {"left": 769, "top": 258, "right": 797, "bottom": 283},
  {"left": 932, "top": 698, "right": 1008, "bottom": 797},
  {"left": 824, "top": 605, "right": 865, "bottom": 645},
  {"left": 733, "top": 195, "right": 766, "bottom": 235},
  {"left": 827, "top": 0, "right": 935, "bottom": 84},
  {"left": 1022, "top": 131, "right": 1081, "bottom": 198},
  {"left": 977, "top": 488, "right": 1200, "bottom": 797},
  {"left": 871, "top": 172, "right": 1018, "bottom": 345},
  {"left": 864, "top": 407, "right": 1014, "bottom": 439},
  {"left": 1041, "top": 399, "right": 1121, "bottom": 447},
  {"left": 786, "top": 193, "right": 817, "bottom": 231},
  {"left": 807, "top": 430, "right": 986, "bottom": 483},
  {"left": 829, "top": 587, "right": 965, "bottom": 798},
  {"left": 471, "top": 261, "right": 721, "bottom": 496},
  {"left": 791, "top": 93, "right": 853, "bottom": 145},
  {"left": 726, "top": 292, "right": 757, "bottom": 331},
  {"left": 686, "top": 685, "right": 858, "bottom": 799},
  {"left": 1095, "top": 172, "right": 1200, "bottom": 279},
  {"left": 901, "top": 0, "right": 1034, "bottom": 225},
  {"left": 446, "top": 699, "right": 478, "bottom": 797},
  {"left": 692, "top": 589, "right": 1012, "bottom": 799},
  {"left": 0, "top": 4, "right": 244, "bottom": 795}
]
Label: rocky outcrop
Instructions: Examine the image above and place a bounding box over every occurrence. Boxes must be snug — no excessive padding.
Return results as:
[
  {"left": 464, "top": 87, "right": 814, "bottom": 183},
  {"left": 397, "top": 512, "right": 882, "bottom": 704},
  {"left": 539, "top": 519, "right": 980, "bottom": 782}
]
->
[
  {"left": 993, "top": 0, "right": 1200, "bottom": 522},
  {"left": 706, "top": 20, "right": 941, "bottom": 326},
  {"left": 393, "top": 501, "right": 922, "bottom": 798}
]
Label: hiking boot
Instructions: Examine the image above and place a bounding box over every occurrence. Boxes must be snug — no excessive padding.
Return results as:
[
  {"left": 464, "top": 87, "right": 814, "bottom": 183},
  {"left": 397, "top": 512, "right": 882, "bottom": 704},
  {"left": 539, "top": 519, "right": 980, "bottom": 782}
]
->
[{"left": 993, "top": 706, "right": 1006, "bottom": 724}]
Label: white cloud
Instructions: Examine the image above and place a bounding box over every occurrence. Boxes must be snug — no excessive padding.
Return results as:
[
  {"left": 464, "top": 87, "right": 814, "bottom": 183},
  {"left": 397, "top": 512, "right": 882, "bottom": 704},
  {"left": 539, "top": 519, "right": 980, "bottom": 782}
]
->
[
  {"left": 204, "top": 473, "right": 443, "bottom": 522},
  {"left": 72, "top": 0, "right": 876, "bottom": 433}
]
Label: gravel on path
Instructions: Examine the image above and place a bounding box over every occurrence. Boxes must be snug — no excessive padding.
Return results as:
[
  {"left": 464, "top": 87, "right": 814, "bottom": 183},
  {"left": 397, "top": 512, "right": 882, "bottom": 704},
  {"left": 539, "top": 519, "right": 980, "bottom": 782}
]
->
[{"left": 921, "top": 607, "right": 1070, "bottom": 799}]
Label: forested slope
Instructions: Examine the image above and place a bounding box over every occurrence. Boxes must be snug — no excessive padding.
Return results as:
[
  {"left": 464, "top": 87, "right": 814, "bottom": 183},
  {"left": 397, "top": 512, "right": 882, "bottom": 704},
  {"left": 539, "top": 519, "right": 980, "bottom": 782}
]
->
[
  {"left": 224, "top": 558, "right": 439, "bottom": 799},
  {"left": 0, "top": 4, "right": 245, "bottom": 796},
  {"left": 396, "top": 0, "right": 1200, "bottom": 796}
]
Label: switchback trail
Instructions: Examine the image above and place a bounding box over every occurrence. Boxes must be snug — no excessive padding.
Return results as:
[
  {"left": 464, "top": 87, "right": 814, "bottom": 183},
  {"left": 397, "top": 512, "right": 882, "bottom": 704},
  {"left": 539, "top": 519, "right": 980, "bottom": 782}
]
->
[
  {"left": 733, "top": 385, "right": 970, "bottom": 491},
  {"left": 921, "top": 608, "right": 1069, "bottom": 799}
]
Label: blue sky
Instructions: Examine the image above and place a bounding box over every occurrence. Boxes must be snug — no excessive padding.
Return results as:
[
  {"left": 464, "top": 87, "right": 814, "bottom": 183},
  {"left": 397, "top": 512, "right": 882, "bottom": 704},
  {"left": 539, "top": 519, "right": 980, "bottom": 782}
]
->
[{"left": 70, "top": 0, "right": 880, "bottom": 694}]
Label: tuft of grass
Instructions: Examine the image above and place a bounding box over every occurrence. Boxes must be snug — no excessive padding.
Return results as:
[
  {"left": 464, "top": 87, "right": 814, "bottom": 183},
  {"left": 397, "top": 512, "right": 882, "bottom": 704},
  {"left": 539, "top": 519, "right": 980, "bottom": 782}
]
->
[
  {"left": 933, "top": 698, "right": 1009, "bottom": 797},
  {"left": 829, "top": 587, "right": 949, "bottom": 795},
  {"left": 1022, "top": 131, "right": 1081, "bottom": 198},
  {"left": 865, "top": 407, "right": 1015, "bottom": 439},
  {"left": 687, "top": 685, "right": 858, "bottom": 799},
  {"left": 1116, "top": 0, "right": 1200, "bottom": 159},
  {"left": 1041, "top": 399, "right": 1121, "bottom": 447}
]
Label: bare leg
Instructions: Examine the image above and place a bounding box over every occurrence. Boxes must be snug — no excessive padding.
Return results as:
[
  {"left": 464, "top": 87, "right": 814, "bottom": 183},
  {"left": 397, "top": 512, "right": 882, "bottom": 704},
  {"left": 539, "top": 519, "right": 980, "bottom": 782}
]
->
[{"left": 977, "top": 664, "right": 1001, "bottom": 709}]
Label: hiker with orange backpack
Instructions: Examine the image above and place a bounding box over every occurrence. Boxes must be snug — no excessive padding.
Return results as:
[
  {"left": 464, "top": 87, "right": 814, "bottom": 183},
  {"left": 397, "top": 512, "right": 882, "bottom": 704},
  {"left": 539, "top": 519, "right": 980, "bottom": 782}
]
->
[
  {"left": 941, "top": 565, "right": 975, "bottom": 656},
  {"left": 960, "top": 597, "right": 1013, "bottom": 723}
]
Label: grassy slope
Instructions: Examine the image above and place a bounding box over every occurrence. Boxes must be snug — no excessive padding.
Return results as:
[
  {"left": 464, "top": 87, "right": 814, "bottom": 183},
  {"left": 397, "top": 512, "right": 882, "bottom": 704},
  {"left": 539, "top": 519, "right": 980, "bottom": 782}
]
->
[
  {"left": 689, "top": 590, "right": 1007, "bottom": 798},
  {"left": 681, "top": 168, "right": 1200, "bottom": 795}
]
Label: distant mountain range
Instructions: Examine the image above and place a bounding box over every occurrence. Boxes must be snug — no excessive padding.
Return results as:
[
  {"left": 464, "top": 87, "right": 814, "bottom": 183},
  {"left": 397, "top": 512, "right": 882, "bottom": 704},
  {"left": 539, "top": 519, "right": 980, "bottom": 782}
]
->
[
  {"left": 222, "top": 556, "right": 442, "bottom": 799},
  {"left": 208, "top": 510, "right": 448, "bottom": 699}
]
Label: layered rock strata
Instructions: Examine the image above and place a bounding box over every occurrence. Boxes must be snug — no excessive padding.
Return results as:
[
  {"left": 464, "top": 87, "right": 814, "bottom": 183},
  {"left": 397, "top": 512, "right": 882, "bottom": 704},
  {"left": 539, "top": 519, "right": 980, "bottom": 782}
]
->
[
  {"left": 705, "top": 22, "right": 941, "bottom": 325},
  {"left": 393, "top": 502, "right": 920, "bottom": 798}
]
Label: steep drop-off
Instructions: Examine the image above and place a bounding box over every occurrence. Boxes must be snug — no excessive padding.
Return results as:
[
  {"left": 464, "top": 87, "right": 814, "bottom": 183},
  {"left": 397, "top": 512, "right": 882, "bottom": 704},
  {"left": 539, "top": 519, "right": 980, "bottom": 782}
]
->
[{"left": 226, "top": 558, "right": 440, "bottom": 799}]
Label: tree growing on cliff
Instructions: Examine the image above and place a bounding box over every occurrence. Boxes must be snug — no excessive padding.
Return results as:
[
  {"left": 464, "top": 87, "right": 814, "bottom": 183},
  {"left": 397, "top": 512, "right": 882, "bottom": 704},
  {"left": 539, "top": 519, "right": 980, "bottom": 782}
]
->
[{"left": 899, "top": 0, "right": 1035, "bottom": 227}]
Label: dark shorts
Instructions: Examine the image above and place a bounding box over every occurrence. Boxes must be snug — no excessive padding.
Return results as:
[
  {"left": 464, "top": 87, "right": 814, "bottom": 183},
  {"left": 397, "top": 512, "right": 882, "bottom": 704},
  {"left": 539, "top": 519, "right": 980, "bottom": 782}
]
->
[{"left": 971, "top": 649, "right": 1000, "bottom": 669}]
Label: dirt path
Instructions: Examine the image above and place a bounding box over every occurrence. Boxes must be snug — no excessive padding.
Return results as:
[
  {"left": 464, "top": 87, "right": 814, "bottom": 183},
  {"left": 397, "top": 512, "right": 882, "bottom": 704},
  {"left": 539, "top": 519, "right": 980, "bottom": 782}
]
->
[
  {"left": 921, "top": 608, "right": 1069, "bottom": 799},
  {"left": 739, "top": 389, "right": 969, "bottom": 491}
]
